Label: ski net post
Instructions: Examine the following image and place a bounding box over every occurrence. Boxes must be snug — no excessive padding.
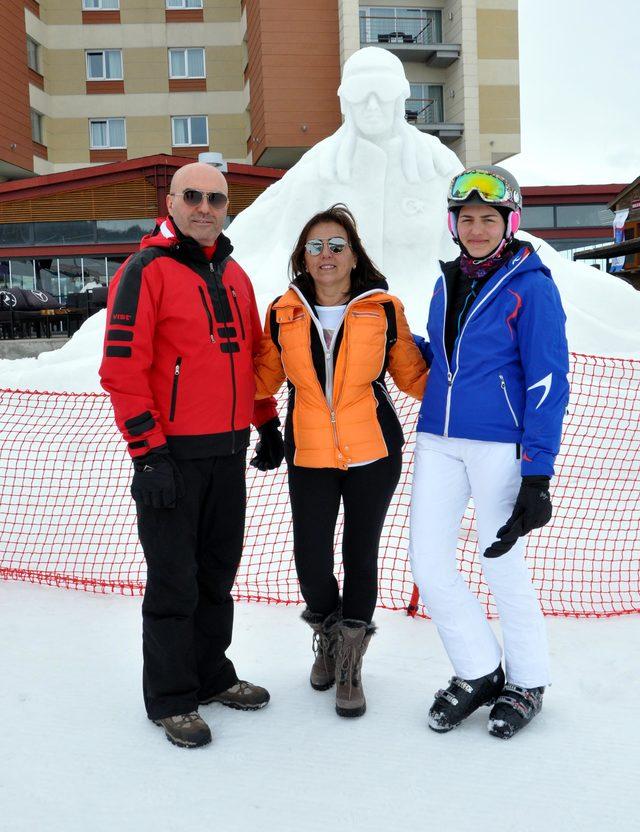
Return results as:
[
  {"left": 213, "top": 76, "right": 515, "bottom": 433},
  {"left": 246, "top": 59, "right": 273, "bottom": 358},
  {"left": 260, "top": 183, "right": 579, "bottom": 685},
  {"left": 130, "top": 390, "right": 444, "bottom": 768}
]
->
[{"left": 1, "top": 352, "right": 639, "bottom": 618}]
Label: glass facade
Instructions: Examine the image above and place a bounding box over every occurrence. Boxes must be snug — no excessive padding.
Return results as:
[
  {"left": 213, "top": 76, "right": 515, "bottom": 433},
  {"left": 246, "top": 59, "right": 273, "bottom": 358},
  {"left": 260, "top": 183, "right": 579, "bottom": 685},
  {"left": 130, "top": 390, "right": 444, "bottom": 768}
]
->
[
  {"left": 0, "top": 256, "right": 130, "bottom": 300},
  {"left": 0, "top": 218, "right": 155, "bottom": 247},
  {"left": 522, "top": 204, "right": 615, "bottom": 230}
]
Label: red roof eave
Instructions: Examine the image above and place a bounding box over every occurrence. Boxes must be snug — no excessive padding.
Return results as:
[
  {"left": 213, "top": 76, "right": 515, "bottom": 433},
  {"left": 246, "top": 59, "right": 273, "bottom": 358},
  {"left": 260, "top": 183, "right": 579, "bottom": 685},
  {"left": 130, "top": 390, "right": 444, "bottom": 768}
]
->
[{"left": 0, "top": 155, "right": 285, "bottom": 203}]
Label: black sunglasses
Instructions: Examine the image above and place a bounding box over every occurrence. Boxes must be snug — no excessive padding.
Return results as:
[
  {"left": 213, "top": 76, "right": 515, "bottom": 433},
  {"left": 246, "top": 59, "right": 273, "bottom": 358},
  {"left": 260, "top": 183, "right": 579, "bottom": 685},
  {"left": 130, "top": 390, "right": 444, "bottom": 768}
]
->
[
  {"left": 172, "top": 189, "right": 228, "bottom": 209},
  {"left": 304, "top": 237, "right": 350, "bottom": 255}
]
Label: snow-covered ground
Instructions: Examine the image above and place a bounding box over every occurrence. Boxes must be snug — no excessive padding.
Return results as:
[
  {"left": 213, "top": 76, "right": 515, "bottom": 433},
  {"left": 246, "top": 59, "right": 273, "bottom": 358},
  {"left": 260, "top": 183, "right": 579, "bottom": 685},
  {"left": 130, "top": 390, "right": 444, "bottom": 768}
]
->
[{"left": 2, "top": 581, "right": 638, "bottom": 832}]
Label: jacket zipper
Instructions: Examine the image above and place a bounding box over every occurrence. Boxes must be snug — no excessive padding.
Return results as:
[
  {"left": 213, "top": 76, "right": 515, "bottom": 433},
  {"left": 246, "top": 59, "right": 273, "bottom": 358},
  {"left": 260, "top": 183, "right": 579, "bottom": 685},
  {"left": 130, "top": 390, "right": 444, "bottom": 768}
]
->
[
  {"left": 169, "top": 356, "right": 182, "bottom": 422},
  {"left": 230, "top": 287, "right": 246, "bottom": 340},
  {"left": 439, "top": 276, "right": 454, "bottom": 437},
  {"left": 198, "top": 286, "right": 215, "bottom": 342},
  {"left": 211, "top": 262, "right": 236, "bottom": 449},
  {"left": 443, "top": 258, "right": 525, "bottom": 436},
  {"left": 499, "top": 374, "right": 519, "bottom": 427}
]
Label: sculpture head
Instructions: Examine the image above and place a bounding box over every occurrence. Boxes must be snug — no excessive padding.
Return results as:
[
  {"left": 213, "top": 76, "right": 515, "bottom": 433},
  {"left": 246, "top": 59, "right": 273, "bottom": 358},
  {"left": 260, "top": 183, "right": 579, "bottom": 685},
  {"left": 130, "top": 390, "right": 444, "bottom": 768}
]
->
[{"left": 338, "top": 48, "right": 410, "bottom": 141}]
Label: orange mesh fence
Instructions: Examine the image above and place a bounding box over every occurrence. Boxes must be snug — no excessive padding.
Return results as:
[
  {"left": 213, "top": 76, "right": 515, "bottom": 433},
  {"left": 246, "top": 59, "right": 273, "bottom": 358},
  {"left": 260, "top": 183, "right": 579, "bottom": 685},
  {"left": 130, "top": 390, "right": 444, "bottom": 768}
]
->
[{"left": 1, "top": 352, "right": 638, "bottom": 617}]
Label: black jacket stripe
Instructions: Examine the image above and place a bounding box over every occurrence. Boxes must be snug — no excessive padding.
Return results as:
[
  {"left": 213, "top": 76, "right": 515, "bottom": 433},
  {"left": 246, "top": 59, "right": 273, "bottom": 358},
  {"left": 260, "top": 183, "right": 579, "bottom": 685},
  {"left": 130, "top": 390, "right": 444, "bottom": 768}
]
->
[
  {"left": 107, "top": 329, "right": 133, "bottom": 342},
  {"left": 110, "top": 248, "right": 169, "bottom": 327}
]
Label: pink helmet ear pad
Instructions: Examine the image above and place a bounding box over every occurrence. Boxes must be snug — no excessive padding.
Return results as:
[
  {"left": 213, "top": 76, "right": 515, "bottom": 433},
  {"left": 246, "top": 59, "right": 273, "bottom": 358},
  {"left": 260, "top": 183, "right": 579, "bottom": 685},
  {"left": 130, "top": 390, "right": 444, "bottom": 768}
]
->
[
  {"left": 507, "top": 210, "right": 521, "bottom": 236},
  {"left": 447, "top": 210, "right": 458, "bottom": 238}
]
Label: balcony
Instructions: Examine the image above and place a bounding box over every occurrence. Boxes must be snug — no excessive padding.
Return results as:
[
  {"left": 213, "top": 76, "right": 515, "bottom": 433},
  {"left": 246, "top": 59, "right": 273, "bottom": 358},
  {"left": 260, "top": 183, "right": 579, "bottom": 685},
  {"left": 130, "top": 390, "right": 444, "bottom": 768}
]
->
[
  {"left": 359, "top": 12, "right": 460, "bottom": 67},
  {"left": 405, "top": 99, "right": 463, "bottom": 142}
]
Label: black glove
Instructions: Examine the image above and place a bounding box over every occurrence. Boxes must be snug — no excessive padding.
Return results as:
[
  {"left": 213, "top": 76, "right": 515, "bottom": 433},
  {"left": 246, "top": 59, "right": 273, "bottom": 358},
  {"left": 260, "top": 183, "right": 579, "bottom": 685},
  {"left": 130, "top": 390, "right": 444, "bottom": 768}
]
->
[
  {"left": 130, "top": 448, "right": 183, "bottom": 509},
  {"left": 483, "top": 476, "right": 552, "bottom": 558},
  {"left": 250, "top": 418, "right": 284, "bottom": 471}
]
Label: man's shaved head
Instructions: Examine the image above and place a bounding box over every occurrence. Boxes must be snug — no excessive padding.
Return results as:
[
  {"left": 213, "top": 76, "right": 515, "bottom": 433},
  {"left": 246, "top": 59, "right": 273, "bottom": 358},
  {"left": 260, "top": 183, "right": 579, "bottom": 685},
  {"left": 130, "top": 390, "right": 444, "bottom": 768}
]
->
[{"left": 167, "top": 162, "right": 229, "bottom": 245}]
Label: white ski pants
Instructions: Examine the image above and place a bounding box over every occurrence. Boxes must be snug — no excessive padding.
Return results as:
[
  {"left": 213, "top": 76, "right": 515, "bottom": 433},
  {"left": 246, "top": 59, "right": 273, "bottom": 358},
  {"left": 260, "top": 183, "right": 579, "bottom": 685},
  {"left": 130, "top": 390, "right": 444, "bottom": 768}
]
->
[{"left": 409, "top": 432, "right": 550, "bottom": 688}]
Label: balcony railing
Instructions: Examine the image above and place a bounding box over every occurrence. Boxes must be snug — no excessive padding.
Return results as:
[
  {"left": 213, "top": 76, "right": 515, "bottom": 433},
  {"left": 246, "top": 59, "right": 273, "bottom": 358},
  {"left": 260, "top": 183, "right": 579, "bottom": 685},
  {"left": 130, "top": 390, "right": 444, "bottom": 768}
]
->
[
  {"left": 405, "top": 98, "right": 439, "bottom": 126},
  {"left": 360, "top": 14, "right": 437, "bottom": 46}
]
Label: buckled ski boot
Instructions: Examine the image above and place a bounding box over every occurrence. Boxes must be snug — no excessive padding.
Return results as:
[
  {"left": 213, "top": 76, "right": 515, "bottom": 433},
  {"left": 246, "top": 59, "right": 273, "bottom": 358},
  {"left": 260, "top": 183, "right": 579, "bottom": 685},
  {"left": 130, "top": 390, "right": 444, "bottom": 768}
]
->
[
  {"left": 428, "top": 665, "right": 505, "bottom": 733},
  {"left": 488, "top": 684, "right": 544, "bottom": 739}
]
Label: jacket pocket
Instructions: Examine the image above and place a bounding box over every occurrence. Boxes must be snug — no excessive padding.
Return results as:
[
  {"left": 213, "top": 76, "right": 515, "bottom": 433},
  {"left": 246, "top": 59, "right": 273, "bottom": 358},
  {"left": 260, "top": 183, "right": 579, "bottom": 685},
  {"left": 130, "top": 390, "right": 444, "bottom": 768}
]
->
[
  {"left": 198, "top": 286, "right": 215, "bottom": 343},
  {"left": 169, "top": 357, "right": 182, "bottom": 422},
  {"left": 499, "top": 373, "right": 519, "bottom": 427},
  {"left": 230, "top": 286, "right": 246, "bottom": 340}
]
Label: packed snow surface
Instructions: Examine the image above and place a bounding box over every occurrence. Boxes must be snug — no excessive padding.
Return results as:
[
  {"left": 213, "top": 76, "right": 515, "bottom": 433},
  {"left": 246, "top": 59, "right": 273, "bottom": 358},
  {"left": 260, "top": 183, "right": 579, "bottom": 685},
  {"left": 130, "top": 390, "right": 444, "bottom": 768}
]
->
[{"left": 2, "top": 582, "right": 638, "bottom": 832}]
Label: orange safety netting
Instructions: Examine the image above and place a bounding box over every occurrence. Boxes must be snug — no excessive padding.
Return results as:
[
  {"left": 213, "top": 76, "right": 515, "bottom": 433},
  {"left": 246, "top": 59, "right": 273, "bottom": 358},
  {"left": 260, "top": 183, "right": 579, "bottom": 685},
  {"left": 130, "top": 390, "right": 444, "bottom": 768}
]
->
[{"left": 1, "top": 352, "right": 638, "bottom": 617}]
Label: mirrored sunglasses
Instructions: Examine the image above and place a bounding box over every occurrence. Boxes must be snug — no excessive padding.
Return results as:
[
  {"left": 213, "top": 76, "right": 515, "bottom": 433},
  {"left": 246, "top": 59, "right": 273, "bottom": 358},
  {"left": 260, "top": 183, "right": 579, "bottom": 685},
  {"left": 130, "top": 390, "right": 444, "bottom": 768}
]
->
[
  {"left": 304, "top": 237, "right": 349, "bottom": 256},
  {"left": 174, "top": 189, "right": 229, "bottom": 209}
]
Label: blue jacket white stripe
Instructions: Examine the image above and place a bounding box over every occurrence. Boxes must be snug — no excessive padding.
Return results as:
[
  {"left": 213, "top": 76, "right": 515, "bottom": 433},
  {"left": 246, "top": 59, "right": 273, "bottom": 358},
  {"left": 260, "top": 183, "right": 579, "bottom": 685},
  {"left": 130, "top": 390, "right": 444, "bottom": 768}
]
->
[{"left": 415, "top": 244, "right": 570, "bottom": 478}]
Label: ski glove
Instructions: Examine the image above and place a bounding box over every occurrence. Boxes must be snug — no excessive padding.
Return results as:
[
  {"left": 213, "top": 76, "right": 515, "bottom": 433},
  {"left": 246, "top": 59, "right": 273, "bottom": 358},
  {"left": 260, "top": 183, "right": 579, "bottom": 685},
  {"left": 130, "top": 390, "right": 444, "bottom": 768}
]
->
[
  {"left": 483, "top": 476, "right": 552, "bottom": 558},
  {"left": 250, "top": 418, "right": 284, "bottom": 471},
  {"left": 130, "top": 447, "right": 184, "bottom": 509}
]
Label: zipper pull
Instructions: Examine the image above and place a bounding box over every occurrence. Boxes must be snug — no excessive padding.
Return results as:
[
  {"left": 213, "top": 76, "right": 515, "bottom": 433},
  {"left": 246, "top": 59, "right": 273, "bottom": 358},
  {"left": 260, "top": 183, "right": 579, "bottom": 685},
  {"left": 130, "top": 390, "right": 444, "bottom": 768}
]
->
[
  {"left": 499, "top": 374, "right": 505, "bottom": 388},
  {"left": 330, "top": 411, "right": 336, "bottom": 423},
  {"left": 174, "top": 364, "right": 180, "bottom": 376},
  {"left": 447, "top": 371, "right": 453, "bottom": 386},
  {"left": 210, "top": 334, "right": 215, "bottom": 343}
]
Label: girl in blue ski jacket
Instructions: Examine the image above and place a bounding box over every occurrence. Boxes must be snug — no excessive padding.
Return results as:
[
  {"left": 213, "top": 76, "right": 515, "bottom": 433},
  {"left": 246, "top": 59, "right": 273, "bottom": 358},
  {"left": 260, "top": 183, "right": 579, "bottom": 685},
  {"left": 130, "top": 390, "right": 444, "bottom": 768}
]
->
[{"left": 410, "top": 165, "right": 570, "bottom": 740}]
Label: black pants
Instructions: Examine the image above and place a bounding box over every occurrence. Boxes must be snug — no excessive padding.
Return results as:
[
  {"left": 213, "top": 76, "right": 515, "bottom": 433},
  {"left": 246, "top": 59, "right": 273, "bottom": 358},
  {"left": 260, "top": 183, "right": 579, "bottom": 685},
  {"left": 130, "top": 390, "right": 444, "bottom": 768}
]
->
[
  {"left": 287, "top": 451, "right": 402, "bottom": 624},
  {"left": 137, "top": 452, "right": 246, "bottom": 720}
]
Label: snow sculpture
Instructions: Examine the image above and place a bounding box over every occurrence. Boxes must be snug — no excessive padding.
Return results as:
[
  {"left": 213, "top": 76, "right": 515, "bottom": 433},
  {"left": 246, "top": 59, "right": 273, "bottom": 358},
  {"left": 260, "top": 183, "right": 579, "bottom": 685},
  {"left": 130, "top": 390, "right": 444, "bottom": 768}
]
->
[{"left": 227, "top": 47, "right": 462, "bottom": 302}]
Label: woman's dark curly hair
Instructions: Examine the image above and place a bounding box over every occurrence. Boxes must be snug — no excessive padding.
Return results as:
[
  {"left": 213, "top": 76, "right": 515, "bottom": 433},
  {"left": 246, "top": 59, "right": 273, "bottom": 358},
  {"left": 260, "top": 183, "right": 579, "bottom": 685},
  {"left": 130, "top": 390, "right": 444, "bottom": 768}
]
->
[{"left": 289, "top": 204, "right": 386, "bottom": 303}]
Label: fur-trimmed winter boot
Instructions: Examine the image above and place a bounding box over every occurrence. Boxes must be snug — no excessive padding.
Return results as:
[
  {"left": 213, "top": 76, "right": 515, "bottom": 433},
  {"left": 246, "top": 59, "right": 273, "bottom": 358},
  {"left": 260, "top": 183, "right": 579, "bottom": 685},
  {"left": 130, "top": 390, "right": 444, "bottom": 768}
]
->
[
  {"left": 334, "top": 619, "right": 376, "bottom": 718},
  {"left": 301, "top": 607, "right": 341, "bottom": 691}
]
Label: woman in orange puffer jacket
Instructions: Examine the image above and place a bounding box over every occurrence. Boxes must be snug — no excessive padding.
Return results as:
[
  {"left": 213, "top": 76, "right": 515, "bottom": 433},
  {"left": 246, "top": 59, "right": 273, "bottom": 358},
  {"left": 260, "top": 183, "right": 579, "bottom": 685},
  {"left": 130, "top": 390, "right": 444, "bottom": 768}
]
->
[{"left": 252, "top": 204, "right": 428, "bottom": 719}]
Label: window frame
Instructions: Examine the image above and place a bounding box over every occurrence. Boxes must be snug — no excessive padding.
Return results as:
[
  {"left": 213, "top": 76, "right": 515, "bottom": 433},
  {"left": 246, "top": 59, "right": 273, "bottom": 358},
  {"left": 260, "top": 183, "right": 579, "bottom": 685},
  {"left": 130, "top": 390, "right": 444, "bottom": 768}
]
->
[
  {"left": 89, "top": 118, "right": 127, "bottom": 150},
  {"left": 168, "top": 47, "right": 206, "bottom": 80},
  {"left": 82, "top": 0, "right": 120, "bottom": 9},
  {"left": 26, "top": 37, "right": 40, "bottom": 73},
  {"left": 30, "top": 109, "right": 44, "bottom": 144},
  {"left": 166, "top": 0, "right": 204, "bottom": 9},
  {"left": 171, "top": 115, "right": 209, "bottom": 147},
  {"left": 86, "top": 49, "right": 123, "bottom": 81}
]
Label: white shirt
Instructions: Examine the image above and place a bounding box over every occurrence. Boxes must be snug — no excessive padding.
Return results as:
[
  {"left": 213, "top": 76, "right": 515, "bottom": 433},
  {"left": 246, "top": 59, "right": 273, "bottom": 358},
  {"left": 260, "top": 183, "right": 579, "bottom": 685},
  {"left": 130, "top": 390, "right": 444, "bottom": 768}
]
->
[{"left": 314, "top": 304, "right": 346, "bottom": 348}]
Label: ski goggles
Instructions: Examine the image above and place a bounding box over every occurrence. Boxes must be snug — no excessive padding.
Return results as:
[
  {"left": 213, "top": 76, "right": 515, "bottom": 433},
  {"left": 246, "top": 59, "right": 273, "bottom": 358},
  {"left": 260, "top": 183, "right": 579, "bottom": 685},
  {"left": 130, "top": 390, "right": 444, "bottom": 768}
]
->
[
  {"left": 448, "top": 171, "right": 520, "bottom": 208},
  {"left": 172, "top": 189, "right": 229, "bottom": 209},
  {"left": 304, "top": 237, "right": 350, "bottom": 256}
]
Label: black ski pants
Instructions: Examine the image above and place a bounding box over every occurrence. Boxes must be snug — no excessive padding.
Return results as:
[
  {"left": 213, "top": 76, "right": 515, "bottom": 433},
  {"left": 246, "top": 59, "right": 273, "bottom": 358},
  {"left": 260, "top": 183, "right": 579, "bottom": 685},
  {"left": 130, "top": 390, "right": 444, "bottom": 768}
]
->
[
  {"left": 287, "top": 451, "right": 402, "bottom": 624},
  {"left": 137, "top": 451, "right": 246, "bottom": 720}
]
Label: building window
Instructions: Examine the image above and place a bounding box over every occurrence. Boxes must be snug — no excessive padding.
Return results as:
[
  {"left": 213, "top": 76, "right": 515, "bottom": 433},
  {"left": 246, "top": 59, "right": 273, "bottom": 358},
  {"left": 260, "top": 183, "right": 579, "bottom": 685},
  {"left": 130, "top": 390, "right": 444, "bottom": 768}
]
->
[
  {"left": 166, "top": 0, "right": 203, "bottom": 8},
  {"left": 521, "top": 206, "right": 555, "bottom": 229},
  {"left": 26, "top": 37, "right": 40, "bottom": 73},
  {"left": 89, "top": 118, "right": 126, "bottom": 149},
  {"left": 169, "top": 48, "right": 206, "bottom": 79},
  {"left": 30, "top": 110, "right": 44, "bottom": 144},
  {"left": 360, "top": 7, "right": 442, "bottom": 45},
  {"left": 86, "top": 50, "right": 123, "bottom": 80},
  {"left": 82, "top": 0, "right": 120, "bottom": 9},
  {"left": 407, "top": 83, "right": 444, "bottom": 124},
  {"left": 171, "top": 115, "right": 208, "bottom": 147},
  {"left": 555, "top": 204, "right": 615, "bottom": 228}
]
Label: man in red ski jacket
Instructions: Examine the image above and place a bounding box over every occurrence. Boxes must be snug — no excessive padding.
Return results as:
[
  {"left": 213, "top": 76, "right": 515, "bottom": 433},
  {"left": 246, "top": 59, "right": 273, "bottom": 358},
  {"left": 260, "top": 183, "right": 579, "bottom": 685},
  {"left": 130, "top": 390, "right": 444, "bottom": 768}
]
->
[{"left": 99, "top": 162, "right": 283, "bottom": 749}]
